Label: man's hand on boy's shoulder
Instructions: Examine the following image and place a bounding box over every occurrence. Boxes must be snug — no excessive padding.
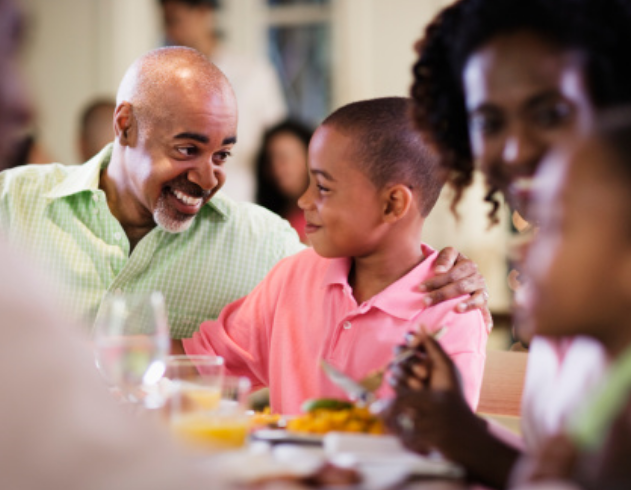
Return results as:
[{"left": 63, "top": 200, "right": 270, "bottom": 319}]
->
[{"left": 419, "top": 246, "right": 493, "bottom": 332}]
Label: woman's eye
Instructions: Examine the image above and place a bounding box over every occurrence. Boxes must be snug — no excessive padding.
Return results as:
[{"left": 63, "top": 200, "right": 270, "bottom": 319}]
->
[
  {"left": 470, "top": 114, "right": 503, "bottom": 136},
  {"left": 177, "top": 146, "right": 197, "bottom": 157},
  {"left": 533, "top": 103, "right": 573, "bottom": 128}
]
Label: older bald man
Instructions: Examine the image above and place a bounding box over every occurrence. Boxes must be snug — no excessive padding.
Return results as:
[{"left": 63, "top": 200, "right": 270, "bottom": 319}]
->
[{"left": 0, "top": 46, "right": 303, "bottom": 338}]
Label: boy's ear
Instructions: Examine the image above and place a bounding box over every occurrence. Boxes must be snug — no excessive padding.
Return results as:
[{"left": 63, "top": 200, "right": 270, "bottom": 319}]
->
[
  {"left": 382, "top": 184, "right": 414, "bottom": 223},
  {"left": 114, "top": 102, "right": 136, "bottom": 147}
]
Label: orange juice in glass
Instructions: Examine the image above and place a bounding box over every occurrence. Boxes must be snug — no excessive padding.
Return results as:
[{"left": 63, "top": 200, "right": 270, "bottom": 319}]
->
[{"left": 171, "top": 376, "right": 251, "bottom": 452}]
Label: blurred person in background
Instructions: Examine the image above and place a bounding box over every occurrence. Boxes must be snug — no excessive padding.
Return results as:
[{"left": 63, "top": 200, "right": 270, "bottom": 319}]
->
[
  {"left": 77, "top": 98, "right": 115, "bottom": 162},
  {"left": 384, "top": 0, "right": 631, "bottom": 488},
  {"left": 159, "top": 0, "right": 287, "bottom": 203},
  {"left": 255, "top": 119, "right": 312, "bottom": 243},
  {"left": 0, "top": 1, "right": 227, "bottom": 488},
  {"left": 4, "top": 129, "right": 53, "bottom": 168}
]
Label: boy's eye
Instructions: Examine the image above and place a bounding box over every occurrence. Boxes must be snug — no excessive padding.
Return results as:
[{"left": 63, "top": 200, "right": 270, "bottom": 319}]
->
[
  {"left": 316, "top": 184, "right": 330, "bottom": 193},
  {"left": 176, "top": 146, "right": 197, "bottom": 157}
]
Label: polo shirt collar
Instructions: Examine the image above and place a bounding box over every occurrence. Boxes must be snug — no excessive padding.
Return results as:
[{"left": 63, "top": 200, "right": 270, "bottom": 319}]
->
[
  {"left": 42, "top": 143, "right": 230, "bottom": 221},
  {"left": 321, "top": 244, "right": 437, "bottom": 321}
]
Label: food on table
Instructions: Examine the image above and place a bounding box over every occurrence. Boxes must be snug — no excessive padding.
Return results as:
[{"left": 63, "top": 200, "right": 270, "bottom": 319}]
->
[
  {"left": 287, "top": 398, "right": 385, "bottom": 435},
  {"left": 251, "top": 407, "right": 283, "bottom": 428},
  {"left": 301, "top": 398, "right": 354, "bottom": 412}
]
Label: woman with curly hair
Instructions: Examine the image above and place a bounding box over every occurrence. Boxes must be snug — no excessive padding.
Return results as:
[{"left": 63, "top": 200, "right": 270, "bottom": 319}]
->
[{"left": 387, "top": 0, "right": 631, "bottom": 488}]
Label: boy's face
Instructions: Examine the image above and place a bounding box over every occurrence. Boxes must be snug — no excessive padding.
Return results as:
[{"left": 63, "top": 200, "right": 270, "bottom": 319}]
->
[
  {"left": 298, "top": 125, "right": 388, "bottom": 258},
  {"left": 526, "top": 139, "right": 631, "bottom": 342}
]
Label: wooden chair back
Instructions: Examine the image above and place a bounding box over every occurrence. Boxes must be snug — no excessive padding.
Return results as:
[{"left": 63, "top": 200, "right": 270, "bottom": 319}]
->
[{"left": 477, "top": 350, "right": 528, "bottom": 417}]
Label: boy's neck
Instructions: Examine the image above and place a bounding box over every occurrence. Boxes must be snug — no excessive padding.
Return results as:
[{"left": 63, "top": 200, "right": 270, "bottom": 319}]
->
[{"left": 348, "top": 236, "right": 425, "bottom": 305}]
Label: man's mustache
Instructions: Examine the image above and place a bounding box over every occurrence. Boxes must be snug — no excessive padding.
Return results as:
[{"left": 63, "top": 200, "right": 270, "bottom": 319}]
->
[{"left": 165, "top": 175, "right": 213, "bottom": 200}]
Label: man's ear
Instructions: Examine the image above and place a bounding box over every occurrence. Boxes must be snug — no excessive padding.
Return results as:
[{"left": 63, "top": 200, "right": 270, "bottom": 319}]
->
[
  {"left": 113, "top": 102, "right": 135, "bottom": 147},
  {"left": 382, "top": 184, "right": 414, "bottom": 223}
]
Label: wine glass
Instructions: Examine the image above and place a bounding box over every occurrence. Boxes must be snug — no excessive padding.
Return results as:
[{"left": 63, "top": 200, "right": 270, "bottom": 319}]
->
[{"left": 93, "top": 291, "right": 170, "bottom": 406}]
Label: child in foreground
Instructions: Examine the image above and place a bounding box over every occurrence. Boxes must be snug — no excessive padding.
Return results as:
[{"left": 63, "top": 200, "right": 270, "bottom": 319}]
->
[
  {"left": 388, "top": 111, "right": 631, "bottom": 490},
  {"left": 513, "top": 112, "right": 631, "bottom": 490},
  {"left": 183, "top": 97, "right": 488, "bottom": 415}
]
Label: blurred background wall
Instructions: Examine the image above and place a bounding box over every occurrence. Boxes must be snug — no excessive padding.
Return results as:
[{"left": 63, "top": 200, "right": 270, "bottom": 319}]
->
[{"left": 19, "top": 0, "right": 511, "bottom": 315}]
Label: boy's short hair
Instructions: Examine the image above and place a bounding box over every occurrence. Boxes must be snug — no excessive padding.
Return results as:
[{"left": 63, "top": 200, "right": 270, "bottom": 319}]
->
[{"left": 322, "top": 97, "right": 444, "bottom": 217}]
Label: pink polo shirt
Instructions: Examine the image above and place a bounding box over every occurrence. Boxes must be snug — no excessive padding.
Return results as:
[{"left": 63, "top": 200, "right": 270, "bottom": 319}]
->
[{"left": 184, "top": 245, "right": 488, "bottom": 415}]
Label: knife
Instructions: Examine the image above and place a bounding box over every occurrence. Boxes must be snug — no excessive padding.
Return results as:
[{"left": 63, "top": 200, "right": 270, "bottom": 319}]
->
[{"left": 320, "top": 360, "right": 376, "bottom": 406}]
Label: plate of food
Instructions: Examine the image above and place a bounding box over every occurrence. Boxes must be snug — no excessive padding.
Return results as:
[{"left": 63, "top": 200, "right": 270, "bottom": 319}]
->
[{"left": 250, "top": 398, "right": 386, "bottom": 445}]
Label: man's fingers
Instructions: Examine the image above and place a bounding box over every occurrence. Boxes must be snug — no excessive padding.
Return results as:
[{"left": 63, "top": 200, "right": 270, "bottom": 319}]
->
[
  {"left": 454, "top": 290, "right": 493, "bottom": 331},
  {"left": 432, "top": 246, "right": 459, "bottom": 274},
  {"left": 420, "top": 258, "right": 479, "bottom": 292}
]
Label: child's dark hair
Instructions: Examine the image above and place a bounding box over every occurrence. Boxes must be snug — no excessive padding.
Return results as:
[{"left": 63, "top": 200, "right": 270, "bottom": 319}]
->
[
  {"left": 255, "top": 119, "right": 313, "bottom": 217},
  {"left": 323, "top": 97, "right": 443, "bottom": 217},
  {"left": 412, "top": 0, "right": 631, "bottom": 220}
]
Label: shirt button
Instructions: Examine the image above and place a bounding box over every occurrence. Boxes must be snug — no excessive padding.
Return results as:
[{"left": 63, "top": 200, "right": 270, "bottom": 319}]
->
[
  {"left": 114, "top": 288, "right": 122, "bottom": 295},
  {"left": 92, "top": 207, "right": 99, "bottom": 214},
  {"left": 92, "top": 194, "right": 99, "bottom": 202},
  {"left": 343, "top": 321, "right": 352, "bottom": 330},
  {"left": 114, "top": 232, "right": 122, "bottom": 241}
]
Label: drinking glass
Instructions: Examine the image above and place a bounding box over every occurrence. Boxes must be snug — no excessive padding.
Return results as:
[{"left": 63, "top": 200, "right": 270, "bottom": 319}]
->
[
  {"left": 93, "top": 291, "right": 170, "bottom": 406},
  {"left": 162, "top": 355, "right": 225, "bottom": 410},
  {"left": 170, "top": 375, "right": 252, "bottom": 452}
]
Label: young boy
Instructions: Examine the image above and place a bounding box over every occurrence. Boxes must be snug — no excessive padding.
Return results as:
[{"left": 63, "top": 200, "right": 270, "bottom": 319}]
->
[{"left": 183, "top": 98, "right": 488, "bottom": 415}]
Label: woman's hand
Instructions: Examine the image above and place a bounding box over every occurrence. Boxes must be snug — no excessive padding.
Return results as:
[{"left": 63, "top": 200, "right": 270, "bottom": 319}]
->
[
  {"left": 383, "top": 330, "right": 521, "bottom": 488},
  {"left": 420, "top": 247, "right": 493, "bottom": 331}
]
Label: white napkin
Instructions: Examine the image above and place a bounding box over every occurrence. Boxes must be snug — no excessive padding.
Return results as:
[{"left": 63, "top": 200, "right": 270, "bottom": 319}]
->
[{"left": 324, "top": 432, "right": 464, "bottom": 489}]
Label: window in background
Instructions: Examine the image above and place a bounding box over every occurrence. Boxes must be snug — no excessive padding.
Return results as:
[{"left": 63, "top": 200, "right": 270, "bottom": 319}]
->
[{"left": 267, "top": 0, "right": 331, "bottom": 125}]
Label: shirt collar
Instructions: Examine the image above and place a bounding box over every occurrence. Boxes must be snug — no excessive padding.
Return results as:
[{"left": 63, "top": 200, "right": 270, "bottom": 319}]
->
[
  {"left": 42, "top": 143, "right": 230, "bottom": 221},
  {"left": 321, "top": 243, "right": 438, "bottom": 321},
  {"left": 44, "top": 144, "right": 112, "bottom": 200}
]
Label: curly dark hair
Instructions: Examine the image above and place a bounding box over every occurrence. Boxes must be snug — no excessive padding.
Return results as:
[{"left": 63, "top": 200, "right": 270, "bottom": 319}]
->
[
  {"left": 412, "top": 0, "right": 631, "bottom": 221},
  {"left": 255, "top": 119, "right": 313, "bottom": 217}
]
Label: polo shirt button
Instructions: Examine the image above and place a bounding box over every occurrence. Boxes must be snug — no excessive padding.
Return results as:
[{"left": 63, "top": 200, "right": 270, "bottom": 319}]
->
[
  {"left": 114, "top": 232, "right": 122, "bottom": 241},
  {"left": 92, "top": 194, "right": 99, "bottom": 202},
  {"left": 343, "top": 321, "right": 352, "bottom": 330},
  {"left": 92, "top": 207, "right": 99, "bottom": 214}
]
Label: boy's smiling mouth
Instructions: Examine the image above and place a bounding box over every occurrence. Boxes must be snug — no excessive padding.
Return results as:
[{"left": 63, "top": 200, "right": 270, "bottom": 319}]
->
[{"left": 304, "top": 220, "right": 322, "bottom": 234}]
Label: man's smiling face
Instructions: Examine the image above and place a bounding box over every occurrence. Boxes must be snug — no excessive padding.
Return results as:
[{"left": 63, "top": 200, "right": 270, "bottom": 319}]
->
[{"left": 123, "top": 73, "right": 237, "bottom": 233}]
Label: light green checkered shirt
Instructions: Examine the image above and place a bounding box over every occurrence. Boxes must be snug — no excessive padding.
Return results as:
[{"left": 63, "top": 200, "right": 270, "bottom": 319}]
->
[{"left": 0, "top": 145, "right": 305, "bottom": 338}]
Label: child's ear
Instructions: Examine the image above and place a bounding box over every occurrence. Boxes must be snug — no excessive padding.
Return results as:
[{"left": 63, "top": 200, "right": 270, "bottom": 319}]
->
[
  {"left": 382, "top": 184, "right": 414, "bottom": 223},
  {"left": 114, "top": 102, "right": 136, "bottom": 147}
]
